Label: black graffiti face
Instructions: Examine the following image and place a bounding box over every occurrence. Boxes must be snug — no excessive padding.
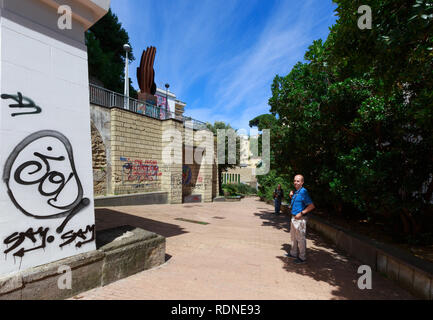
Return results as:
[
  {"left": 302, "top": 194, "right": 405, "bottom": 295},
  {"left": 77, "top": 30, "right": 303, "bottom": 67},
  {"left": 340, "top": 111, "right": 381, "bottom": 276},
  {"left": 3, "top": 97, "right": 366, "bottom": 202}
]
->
[{"left": 3, "top": 131, "right": 89, "bottom": 233}]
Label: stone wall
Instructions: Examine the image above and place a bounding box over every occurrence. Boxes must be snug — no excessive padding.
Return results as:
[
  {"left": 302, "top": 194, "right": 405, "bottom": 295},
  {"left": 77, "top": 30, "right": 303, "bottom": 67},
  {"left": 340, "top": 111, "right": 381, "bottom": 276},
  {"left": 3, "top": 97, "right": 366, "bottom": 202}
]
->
[
  {"left": 90, "top": 105, "right": 219, "bottom": 203},
  {"left": 110, "top": 108, "right": 163, "bottom": 195},
  {"left": 160, "top": 119, "right": 183, "bottom": 204},
  {"left": 212, "top": 139, "right": 219, "bottom": 198},
  {"left": 90, "top": 105, "right": 112, "bottom": 195},
  {"left": 91, "top": 122, "right": 107, "bottom": 196}
]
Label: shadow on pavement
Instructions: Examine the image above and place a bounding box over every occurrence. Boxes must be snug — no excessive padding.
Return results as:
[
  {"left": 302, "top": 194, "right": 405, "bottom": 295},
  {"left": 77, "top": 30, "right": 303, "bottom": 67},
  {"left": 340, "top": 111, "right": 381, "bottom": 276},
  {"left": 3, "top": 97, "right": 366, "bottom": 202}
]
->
[
  {"left": 255, "top": 209, "right": 414, "bottom": 300},
  {"left": 95, "top": 208, "right": 188, "bottom": 238},
  {"left": 254, "top": 210, "right": 292, "bottom": 233}
]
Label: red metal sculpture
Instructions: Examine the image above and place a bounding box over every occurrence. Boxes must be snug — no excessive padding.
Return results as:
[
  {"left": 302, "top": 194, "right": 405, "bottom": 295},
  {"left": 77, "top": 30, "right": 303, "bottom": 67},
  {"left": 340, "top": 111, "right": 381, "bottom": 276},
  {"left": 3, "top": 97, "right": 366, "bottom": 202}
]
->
[{"left": 137, "top": 46, "right": 157, "bottom": 103}]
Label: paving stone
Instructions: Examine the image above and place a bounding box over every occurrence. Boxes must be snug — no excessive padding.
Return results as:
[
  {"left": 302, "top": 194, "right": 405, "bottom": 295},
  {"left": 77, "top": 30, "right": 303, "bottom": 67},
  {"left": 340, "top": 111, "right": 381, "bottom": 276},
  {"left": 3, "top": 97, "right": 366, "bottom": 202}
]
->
[{"left": 73, "top": 198, "right": 416, "bottom": 300}]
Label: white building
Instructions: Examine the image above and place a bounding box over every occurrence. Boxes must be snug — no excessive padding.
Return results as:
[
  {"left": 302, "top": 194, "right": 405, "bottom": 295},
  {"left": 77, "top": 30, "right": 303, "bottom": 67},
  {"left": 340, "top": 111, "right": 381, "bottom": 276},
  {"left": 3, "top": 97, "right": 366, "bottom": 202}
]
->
[{"left": 155, "top": 87, "right": 185, "bottom": 118}]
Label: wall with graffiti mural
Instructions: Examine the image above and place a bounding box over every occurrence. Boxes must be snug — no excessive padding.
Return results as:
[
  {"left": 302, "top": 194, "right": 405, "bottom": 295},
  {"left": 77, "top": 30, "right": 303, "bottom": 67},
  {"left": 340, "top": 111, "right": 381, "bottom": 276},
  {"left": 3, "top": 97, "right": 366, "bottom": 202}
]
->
[
  {"left": 120, "top": 158, "right": 162, "bottom": 188},
  {"left": 89, "top": 104, "right": 220, "bottom": 203},
  {"left": 107, "top": 108, "right": 165, "bottom": 195},
  {"left": 0, "top": 0, "right": 108, "bottom": 276}
]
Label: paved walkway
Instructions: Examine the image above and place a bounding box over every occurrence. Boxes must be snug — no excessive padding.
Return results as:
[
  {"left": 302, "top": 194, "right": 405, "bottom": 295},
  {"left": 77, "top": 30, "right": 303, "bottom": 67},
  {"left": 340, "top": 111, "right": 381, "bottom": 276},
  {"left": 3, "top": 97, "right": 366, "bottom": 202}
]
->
[{"left": 73, "top": 197, "right": 414, "bottom": 300}]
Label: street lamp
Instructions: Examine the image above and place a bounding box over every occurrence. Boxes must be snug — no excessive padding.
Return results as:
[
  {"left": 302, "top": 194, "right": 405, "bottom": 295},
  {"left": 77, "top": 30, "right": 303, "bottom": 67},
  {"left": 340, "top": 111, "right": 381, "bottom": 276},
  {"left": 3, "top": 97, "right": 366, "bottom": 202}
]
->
[
  {"left": 123, "top": 43, "right": 131, "bottom": 110},
  {"left": 165, "top": 83, "right": 169, "bottom": 118}
]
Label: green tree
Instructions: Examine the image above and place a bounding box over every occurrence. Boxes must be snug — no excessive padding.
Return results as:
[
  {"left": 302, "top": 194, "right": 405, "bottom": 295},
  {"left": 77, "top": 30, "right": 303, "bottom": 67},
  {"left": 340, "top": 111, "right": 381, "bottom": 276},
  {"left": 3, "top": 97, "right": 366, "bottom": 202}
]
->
[
  {"left": 327, "top": 0, "right": 433, "bottom": 236},
  {"left": 86, "top": 9, "right": 137, "bottom": 98},
  {"left": 258, "top": 0, "right": 433, "bottom": 240},
  {"left": 206, "top": 121, "right": 241, "bottom": 195}
]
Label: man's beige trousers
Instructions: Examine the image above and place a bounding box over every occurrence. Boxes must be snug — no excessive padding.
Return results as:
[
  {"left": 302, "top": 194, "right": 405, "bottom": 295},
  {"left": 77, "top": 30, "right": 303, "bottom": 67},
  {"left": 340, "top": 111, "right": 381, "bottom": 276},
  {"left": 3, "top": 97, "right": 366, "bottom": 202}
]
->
[{"left": 290, "top": 216, "right": 307, "bottom": 261}]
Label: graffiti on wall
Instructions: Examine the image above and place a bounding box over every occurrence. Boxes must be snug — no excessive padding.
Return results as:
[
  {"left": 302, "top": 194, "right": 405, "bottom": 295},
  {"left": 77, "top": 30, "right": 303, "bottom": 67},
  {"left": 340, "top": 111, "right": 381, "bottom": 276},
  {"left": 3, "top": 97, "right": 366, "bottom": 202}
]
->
[
  {"left": 2, "top": 130, "right": 94, "bottom": 262},
  {"left": 182, "top": 165, "right": 213, "bottom": 189},
  {"left": 120, "top": 158, "right": 162, "bottom": 185},
  {"left": 135, "top": 99, "right": 167, "bottom": 120},
  {"left": 171, "top": 173, "right": 182, "bottom": 200},
  {"left": 1, "top": 90, "right": 94, "bottom": 269},
  {"left": 1, "top": 92, "right": 42, "bottom": 117},
  {"left": 4, "top": 131, "right": 89, "bottom": 233},
  {"left": 182, "top": 165, "right": 192, "bottom": 185}
]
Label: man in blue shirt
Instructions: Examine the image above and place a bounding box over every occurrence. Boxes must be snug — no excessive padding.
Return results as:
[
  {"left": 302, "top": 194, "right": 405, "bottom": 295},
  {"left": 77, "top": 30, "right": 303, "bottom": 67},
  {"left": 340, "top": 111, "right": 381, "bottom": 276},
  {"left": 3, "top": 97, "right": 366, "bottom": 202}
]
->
[{"left": 286, "top": 175, "right": 315, "bottom": 264}]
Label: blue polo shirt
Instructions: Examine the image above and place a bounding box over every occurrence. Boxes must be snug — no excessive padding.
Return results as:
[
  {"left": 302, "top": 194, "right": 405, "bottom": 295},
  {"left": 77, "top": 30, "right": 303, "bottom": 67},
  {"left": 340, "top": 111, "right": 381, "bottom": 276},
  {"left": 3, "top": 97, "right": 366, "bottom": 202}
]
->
[{"left": 291, "top": 187, "right": 313, "bottom": 215}]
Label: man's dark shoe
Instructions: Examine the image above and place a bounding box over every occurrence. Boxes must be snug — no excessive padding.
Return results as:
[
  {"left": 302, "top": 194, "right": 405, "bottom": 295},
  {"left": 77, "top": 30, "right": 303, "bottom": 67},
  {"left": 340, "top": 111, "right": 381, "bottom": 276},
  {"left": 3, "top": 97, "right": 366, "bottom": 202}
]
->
[
  {"left": 285, "top": 253, "right": 297, "bottom": 259},
  {"left": 293, "top": 258, "right": 306, "bottom": 264}
]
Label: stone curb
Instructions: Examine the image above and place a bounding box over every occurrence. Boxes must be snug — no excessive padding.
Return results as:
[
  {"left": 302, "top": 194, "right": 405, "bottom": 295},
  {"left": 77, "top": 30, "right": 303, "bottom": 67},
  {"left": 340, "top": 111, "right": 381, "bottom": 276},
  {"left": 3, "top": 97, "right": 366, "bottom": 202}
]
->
[
  {"left": 94, "top": 192, "right": 168, "bottom": 207},
  {"left": 308, "top": 214, "right": 433, "bottom": 300}
]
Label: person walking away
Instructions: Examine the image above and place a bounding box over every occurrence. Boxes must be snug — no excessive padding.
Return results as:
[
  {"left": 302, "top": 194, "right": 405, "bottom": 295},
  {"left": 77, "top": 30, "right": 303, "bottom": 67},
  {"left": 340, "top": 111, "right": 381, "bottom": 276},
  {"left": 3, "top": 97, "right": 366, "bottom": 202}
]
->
[
  {"left": 286, "top": 175, "right": 315, "bottom": 264},
  {"left": 273, "top": 184, "right": 284, "bottom": 215}
]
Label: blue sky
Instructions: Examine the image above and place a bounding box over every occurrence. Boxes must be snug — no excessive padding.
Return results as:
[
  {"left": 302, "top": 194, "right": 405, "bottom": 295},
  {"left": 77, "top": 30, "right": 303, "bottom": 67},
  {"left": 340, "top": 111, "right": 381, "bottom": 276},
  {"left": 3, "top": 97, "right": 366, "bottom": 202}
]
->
[{"left": 110, "top": 0, "right": 338, "bottom": 132}]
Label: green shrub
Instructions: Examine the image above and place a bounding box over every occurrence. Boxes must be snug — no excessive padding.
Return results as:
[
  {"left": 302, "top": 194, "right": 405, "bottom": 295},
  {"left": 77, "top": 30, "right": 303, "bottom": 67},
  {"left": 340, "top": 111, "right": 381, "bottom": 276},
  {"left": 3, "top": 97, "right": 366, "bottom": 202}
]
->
[{"left": 222, "top": 183, "right": 257, "bottom": 197}]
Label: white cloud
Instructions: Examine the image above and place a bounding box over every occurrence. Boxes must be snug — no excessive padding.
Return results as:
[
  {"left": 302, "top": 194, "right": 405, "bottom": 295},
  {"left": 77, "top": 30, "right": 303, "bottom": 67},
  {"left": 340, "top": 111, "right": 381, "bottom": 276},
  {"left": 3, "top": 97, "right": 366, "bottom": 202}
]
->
[{"left": 110, "top": 0, "right": 336, "bottom": 131}]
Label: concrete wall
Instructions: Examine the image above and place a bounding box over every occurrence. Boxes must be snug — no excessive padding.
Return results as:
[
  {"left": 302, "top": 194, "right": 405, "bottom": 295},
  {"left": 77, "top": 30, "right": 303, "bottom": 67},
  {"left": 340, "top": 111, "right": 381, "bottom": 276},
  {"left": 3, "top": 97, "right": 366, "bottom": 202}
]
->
[
  {"left": 308, "top": 215, "right": 433, "bottom": 300},
  {"left": 0, "top": 0, "right": 108, "bottom": 278}
]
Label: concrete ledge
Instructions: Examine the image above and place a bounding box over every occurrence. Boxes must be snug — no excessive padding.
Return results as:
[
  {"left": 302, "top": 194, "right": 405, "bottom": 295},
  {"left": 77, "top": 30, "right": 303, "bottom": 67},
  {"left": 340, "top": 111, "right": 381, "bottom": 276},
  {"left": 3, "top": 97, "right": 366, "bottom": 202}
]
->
[
  {"left": 97, "top": 226, "right": 165, "bottom": 286},
  {"left": 0, "top": 274, "right": 23, "bottom": 298},
  {"left": 225, "top": 196, "right": 242, "bottom": 202},
  {"left": 308, "top": 214, "right": 433, "bottom": 300},
  {"left": 184, "top": 194, "right": 202, "bottom": 203},
  {"left": 21, "top": 251, "right": 105, "bottom": 300},
  {"left": 94, "top": 192, "right": 168, "bottom": 207},
  {"left": 0, "top": 225, "right": 166, "bottom": 300}
]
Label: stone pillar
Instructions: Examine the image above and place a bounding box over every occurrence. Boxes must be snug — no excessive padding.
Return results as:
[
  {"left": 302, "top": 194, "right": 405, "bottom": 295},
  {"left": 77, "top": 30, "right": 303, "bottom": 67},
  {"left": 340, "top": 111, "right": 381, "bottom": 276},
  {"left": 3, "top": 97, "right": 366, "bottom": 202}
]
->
[
  {"left": 0, "top": 0, "right": 109, "bottom": 276},
  {"left": 193, "top": 129, "right": 215, "bottom": 203},
  {"left": 160, "top": 119, "right": 183, "bottom": 204},
  {"left": 213, "top": 137, "right": 219, "bottom": 199}
]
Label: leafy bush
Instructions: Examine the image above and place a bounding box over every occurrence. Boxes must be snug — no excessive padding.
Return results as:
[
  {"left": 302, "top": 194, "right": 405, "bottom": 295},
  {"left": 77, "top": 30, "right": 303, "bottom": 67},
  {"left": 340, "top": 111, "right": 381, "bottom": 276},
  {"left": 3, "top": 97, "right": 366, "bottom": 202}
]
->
[
  {"left": 222, "top": 183, "right": 257, "bottom": 197},
  {"left": 257, "top": 170, "right": 291, "bottom": 203}
]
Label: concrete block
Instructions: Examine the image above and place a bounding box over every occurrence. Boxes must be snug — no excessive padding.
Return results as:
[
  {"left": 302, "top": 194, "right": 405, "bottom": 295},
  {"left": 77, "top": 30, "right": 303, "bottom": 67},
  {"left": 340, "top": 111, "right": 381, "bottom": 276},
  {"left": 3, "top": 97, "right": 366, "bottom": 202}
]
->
[
  {"left": 308, "top": 218, "right": 318, "bottom": 230},
  {"left": 413, "top": 270, "right": 431, "bottom": 300},
  {"left": 398, "top": 263, "right": 414, "bottom": 292},
  {"left": 0, "top": 273, "right": 23, "bottom": 296},
  {"left": 97, "top": 226, "right": 166, "bottom": 286},
  {"left": 319, "top": 223, "right": 338, "bottom": 244},
  {"left": 431, "top": 278, "right": 433, "bottom": 300},
  {"left": 21, "top": 250, "right": 104, "bottom": 300},
  {"left": 377, "top": 252, "right": 387, "bottom": 274},
  {"left": 386, "top": 257, "right": 400, "bottom": 281},
  {"left": 350, "top": 236, "right": 377, "bottom": 270},
  {"left": 336, "top": 231, "right": 352, "bottom": 256}
]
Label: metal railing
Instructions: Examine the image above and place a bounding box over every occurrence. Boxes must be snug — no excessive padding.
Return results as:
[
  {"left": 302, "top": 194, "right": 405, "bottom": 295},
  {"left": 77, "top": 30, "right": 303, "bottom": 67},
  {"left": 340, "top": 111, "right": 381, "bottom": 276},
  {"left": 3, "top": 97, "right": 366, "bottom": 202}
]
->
[{"left": 89, "top": 83, "right": 209, "bottom": 131}]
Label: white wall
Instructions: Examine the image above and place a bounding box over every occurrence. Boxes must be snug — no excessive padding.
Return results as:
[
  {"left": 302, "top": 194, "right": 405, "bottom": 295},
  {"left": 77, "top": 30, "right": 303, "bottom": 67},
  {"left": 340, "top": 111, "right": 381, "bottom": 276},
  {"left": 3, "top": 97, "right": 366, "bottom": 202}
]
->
[{"left": 0, "top": 0, "right": 107, "bottom": 276}]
